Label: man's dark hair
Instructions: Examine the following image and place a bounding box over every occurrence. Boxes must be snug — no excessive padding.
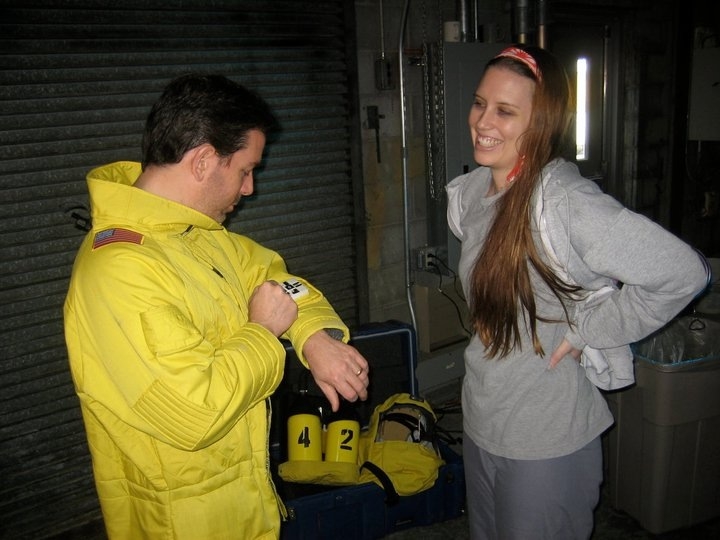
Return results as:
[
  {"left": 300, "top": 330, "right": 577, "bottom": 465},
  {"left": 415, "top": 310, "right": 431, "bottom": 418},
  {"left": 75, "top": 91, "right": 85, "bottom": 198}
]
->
[{"left": 141, "top": 74, "right": 278, "bottom": 168}]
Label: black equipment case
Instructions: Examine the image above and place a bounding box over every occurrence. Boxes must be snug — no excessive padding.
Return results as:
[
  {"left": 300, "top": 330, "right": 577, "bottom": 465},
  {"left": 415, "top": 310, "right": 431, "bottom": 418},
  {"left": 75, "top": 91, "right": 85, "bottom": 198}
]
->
[{"left": 270, "top": 321, "right": 466, "bottom": 539}]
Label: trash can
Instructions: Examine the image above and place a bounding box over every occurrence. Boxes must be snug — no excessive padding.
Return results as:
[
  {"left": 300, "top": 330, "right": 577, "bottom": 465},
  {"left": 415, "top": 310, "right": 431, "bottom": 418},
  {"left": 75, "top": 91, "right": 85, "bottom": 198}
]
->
[{"left": 605, "top": 315, "right": 720, "bottom": 534}]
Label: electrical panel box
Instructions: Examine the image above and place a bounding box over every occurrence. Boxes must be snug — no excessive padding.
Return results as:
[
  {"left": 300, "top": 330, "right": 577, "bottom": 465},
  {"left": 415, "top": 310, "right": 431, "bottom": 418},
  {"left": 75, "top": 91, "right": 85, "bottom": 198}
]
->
[
  {"left": 688, "top": 47, "right": 720, "bottom": 141},
  {"left": 438, "top": 43, "right": 507, "bottom": 273}
]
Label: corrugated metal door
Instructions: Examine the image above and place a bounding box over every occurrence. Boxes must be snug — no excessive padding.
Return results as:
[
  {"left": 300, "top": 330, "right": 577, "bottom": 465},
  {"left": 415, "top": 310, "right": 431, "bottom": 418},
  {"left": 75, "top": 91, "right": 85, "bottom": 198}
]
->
[{"left": 0, "top": 1, "right": 365, "bottom": 537}]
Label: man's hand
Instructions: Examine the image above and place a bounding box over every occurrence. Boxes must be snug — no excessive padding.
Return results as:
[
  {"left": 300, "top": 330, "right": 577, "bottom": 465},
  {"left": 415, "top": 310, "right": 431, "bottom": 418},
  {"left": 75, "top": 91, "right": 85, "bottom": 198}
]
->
[
  {"left": 303, "top": 331, "right": 370, "bottom": 412},
  {"left": 548, "top": 338, "right": 582, "bottom": 369},
  {"left": 248, "top": 280, "right": 298, "bottom": 337}
]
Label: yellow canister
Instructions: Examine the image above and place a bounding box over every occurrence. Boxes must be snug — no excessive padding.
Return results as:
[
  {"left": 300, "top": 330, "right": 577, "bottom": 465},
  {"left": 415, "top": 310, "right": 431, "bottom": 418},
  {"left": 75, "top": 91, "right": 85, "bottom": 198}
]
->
[
  {"left": 324, "top": 418, "right": 360, "bottom": 463},
  {"left": 287, "top": 413, "right": 323, "bottom": 461}
]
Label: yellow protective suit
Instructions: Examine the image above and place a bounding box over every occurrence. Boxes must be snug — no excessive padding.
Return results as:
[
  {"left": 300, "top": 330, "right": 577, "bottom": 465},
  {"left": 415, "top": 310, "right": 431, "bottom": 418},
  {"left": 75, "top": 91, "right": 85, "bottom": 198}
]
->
[{"left": 63, "top": 162, "right": 349, "bottom": 540}]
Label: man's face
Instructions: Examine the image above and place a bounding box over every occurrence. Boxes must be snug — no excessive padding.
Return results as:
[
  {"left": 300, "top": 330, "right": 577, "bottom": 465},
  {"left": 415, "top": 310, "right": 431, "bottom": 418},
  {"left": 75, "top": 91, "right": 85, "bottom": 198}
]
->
[{"left": 199, "top": 129, "right": 266, "bottom": 223}]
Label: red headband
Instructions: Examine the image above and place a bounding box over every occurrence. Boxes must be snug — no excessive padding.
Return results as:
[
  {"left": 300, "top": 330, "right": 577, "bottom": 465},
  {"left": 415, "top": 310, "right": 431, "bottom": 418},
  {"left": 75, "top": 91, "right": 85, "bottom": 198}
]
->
[{"left": 496, "top": 47, "right": 541, "bottom": 82}]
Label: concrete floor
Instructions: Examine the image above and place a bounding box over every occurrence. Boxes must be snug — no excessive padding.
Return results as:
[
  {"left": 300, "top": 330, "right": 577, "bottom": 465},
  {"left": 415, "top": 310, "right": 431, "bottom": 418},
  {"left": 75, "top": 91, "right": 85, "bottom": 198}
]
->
[
  {"left": 385, "top": 382, "right": 720, "bottom": 540},
  {"left": 53, "top": 381, "right": 720, "bottom": 540}
]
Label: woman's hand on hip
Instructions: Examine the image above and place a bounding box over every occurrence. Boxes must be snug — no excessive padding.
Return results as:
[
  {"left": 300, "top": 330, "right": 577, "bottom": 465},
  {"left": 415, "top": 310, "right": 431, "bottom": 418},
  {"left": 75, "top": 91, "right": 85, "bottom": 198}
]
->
[{"left": 548, "top": 338, "right": 582, "bottom": 369}]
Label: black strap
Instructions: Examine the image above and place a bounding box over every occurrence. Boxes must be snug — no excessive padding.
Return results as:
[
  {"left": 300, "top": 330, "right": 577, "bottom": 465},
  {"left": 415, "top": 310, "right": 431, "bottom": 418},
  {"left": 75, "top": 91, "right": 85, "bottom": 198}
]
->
[
  {"left": 380, "top": 412, "right": 419, "bottom": 432},
  {"left": 360, "top": 461, "right": 399, "bottom": 506}
]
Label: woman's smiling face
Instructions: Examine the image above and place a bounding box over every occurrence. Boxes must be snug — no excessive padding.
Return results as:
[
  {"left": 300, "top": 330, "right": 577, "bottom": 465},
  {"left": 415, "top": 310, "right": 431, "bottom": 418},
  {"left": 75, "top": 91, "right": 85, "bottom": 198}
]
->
[{"left": 468, "top": 65, "right": 535, "bottom": 188}]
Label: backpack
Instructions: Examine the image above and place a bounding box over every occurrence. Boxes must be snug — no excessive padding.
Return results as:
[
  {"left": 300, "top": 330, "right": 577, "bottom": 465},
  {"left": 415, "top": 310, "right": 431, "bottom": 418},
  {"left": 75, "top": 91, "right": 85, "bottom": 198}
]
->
[
  {"left": 358, "top": 393, "right": 445, "bottom": 504},
  {"left": 278, "top": 393, "right": 444, "bottom": 505}
]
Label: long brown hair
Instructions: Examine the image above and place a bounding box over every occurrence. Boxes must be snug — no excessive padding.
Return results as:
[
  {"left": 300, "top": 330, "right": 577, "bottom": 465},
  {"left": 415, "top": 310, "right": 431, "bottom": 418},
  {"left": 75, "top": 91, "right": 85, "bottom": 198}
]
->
[{"left": 469, "top": 45, "right": 579, "bottom": 359}]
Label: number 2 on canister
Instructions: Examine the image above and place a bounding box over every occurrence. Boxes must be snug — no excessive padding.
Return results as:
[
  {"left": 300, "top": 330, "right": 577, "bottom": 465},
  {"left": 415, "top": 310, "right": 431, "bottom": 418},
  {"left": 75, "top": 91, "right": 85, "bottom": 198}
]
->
[{"left": 340, "top": 428, "right": 354, "bottom": 450}]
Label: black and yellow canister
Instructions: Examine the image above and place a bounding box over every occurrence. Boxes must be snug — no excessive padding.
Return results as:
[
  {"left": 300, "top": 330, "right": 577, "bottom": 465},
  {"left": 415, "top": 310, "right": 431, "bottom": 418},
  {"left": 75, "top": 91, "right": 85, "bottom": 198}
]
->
[
  {"left": 286, "top": 390, "right": 323, "bottom": 462},
  {"left": 323, "top": 401, "right": 360, "bottom": 464}
]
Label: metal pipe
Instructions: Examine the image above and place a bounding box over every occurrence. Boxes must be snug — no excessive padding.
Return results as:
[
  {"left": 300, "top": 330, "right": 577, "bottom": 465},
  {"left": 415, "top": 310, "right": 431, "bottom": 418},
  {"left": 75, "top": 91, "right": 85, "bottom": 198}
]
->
[
  {"left": 538, "top": 0, "right": 547, "bottom": 48},
  {"left": 515, "top": 0, "right": 529, "bottom": 44},
  {"left": 471, "top": 0, "right": 479, "bottom": 42},
  {"left": 457, "top": 0, "right": 469, "bottom": 42},
  {"left": 379, "top": 0, "right": 386, "bottom": 60},
  {"left": 398, "top": 0, "right": 418, "bottom": 332}
]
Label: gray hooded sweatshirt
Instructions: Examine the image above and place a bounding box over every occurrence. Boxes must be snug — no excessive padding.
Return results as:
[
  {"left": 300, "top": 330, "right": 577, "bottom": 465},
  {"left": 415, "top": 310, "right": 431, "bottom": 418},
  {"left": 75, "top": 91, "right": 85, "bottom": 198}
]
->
[{"left": 447, "top": 158, "right": 708, "bottom": 460}]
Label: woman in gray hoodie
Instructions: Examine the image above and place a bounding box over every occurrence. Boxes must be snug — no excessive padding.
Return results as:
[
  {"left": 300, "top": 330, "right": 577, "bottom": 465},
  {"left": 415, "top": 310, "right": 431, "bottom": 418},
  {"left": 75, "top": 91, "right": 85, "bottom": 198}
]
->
[{"left": 447, "top": 45, "right": 708, "bottom": 539}]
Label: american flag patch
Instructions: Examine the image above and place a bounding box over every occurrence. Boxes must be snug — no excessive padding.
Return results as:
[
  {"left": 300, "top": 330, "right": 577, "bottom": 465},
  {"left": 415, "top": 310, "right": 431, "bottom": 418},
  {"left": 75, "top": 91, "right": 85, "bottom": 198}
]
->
[{"left": 92, "top": 228, "right": 144, "bottom": 249}]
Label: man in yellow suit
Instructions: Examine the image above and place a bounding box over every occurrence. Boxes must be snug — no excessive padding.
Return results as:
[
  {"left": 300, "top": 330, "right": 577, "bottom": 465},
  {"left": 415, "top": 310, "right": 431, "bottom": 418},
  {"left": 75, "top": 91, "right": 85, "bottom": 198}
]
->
[{"left": 64, "top": 74, "right": 370, "bottom": 540}]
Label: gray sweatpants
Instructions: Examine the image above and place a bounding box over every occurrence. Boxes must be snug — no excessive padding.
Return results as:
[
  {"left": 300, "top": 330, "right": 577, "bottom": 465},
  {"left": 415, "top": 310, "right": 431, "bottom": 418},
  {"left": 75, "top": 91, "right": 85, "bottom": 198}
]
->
[{"left": 463, "top": 435, "right": 603, "bottom": 540}]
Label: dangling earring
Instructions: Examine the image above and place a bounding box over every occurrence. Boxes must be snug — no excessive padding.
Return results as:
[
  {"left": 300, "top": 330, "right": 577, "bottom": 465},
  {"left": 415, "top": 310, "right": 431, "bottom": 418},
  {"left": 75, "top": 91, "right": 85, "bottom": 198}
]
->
[{"left": 506, "top": 156, "right": 524, "bottom": 184}]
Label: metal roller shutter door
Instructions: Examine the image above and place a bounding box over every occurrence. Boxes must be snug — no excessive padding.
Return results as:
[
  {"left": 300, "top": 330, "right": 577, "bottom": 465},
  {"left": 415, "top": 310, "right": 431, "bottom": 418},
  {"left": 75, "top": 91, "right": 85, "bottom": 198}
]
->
[{"left": 0, "top": 1, "right": 364, "bottom": 537}]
